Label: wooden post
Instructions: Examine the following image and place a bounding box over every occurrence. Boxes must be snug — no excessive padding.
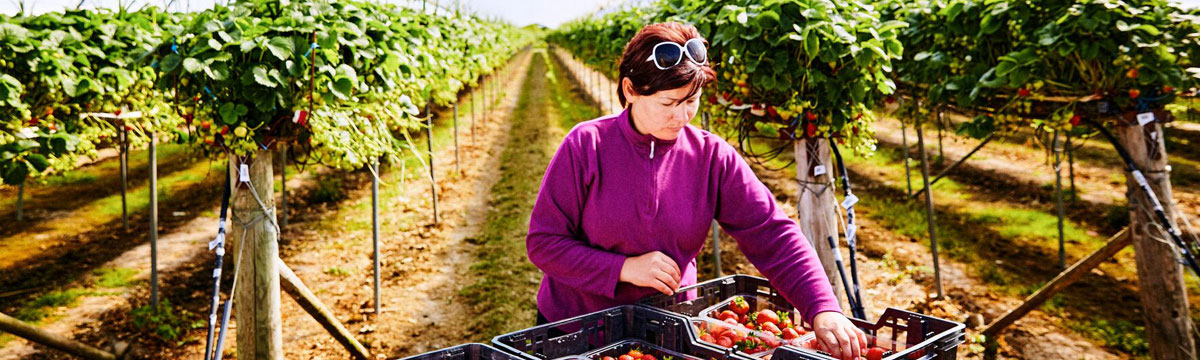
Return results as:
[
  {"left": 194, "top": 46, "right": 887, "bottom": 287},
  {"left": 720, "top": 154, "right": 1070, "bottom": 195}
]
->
[
  {"left": 916, "top": 125, "right": 944, "bottom": 298},
  {"left": 794, "top": 138, "right": 847, "bottom": 305},
  {"left": 0, "top": 312, "right": 124, "bottom": 360},
  {"left": 277, "top": 260, "right": 370, "bottom": 360},
  {"left": 371, "top": 160, "right": 381, "bottom": 316},
  {"left": 982, "top": 227, "right": 1130, "bottom": 338},
  {"left": 120, "top": 126, "right": 128, "bottom": 232},
  {"left": 230, "top": 150, "right": 282, "bottom": 360},
  {"left": 149, "top": 132, "right": 159, "bottom": 307},
  {"left": 1053, "top": 130, "right": 1066, "bottom": 269},
  {"left": 1116, "top": 120, "right": 1196, "bottom": 359},
  {"left": 901, "top": 117, "right": 913, "bottom": 197},
  {"left": 15, "top": 182, "right": 22, "bottom": 222},
  {"left": 453, "top": 104, "right": 461, "bottom": 174},
  {"left": 1067, "top": 134, "right": 1076, "bottom": 199},
  {"left": 280, "top": 144, "right": 287, "bottom": 229},
  {"left": 426, "top": 104, "right": 439, "bottom": 224}
]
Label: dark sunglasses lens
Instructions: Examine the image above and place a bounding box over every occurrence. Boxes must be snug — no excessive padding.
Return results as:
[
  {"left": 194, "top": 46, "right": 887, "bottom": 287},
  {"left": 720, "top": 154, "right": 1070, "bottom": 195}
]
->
[
  {"left": 686, "top": 40, "right": 707, "bottom": 64},
  {"left": 655, "top": 44, "right": 682, "bottom": 68}
]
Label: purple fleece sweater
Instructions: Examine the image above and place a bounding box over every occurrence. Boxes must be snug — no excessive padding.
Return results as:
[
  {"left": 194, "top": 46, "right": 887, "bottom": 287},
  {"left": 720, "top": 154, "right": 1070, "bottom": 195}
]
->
[{"left": 526, "top": 108, "right": 841, "bottom": 326}]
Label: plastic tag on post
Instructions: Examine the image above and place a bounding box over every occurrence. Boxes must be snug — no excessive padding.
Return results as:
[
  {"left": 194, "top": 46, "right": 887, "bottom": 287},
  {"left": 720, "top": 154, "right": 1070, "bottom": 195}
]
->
[
  {"left": 813, "top": 165, "right": 827, "bottom": 176},
  {"left": 239, "top": 164, "right": 250, "bottom": 183},
  {"left": 841, "top": 194, "right": 859, "bottom": 210},
  {"left": 1137, "top": 112, "right": 1155, "bottom": 126}
]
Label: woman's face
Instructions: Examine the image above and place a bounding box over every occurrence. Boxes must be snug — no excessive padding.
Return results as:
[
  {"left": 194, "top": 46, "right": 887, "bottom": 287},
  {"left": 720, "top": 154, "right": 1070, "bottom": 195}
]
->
[{"left": 624, "top": 78, "right": 701, "bottom": 141}]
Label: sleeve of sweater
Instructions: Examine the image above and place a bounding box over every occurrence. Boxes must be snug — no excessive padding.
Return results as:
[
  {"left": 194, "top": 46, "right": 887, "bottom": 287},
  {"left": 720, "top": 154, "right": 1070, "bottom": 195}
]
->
[
  {"left": 525, "top": 130, "right": 626, "bottom": 299},
  {"left": 712, "top": 143, "right": 843, "bottom": 325}
]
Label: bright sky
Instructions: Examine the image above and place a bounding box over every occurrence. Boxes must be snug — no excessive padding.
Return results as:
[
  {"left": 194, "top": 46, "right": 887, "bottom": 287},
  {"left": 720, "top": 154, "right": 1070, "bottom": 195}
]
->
[{"left": 2, "top": 0, "right": 1200, "bottom": 28}]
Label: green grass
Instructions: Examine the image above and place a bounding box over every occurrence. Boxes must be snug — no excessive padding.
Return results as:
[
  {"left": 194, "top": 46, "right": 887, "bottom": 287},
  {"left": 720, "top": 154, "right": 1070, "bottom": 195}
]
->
[
  {"left": 94, "top": 267, "right": 140, "bottom": 288},
  {"left": 460, "top": 49, "right": 595, "bottom": 340},
  {"left": 13, "top": 288, "right": 95, "bottom": 322}
]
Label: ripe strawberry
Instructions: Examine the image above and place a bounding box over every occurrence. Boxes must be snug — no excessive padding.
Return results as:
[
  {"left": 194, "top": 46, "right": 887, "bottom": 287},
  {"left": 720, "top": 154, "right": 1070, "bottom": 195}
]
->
[
  {"left": 1127, "top": 67, "right": 1139, "bottom": 79},
  {"left": 114, "top": 109, "right": 122, "bottom": 116},
  {"left": 761, "top": 322, "right": 782, "bottom": 336},
  {"left": 205, "top": 137, "right": 215, "bottom": 146},
  {"left": 640, "top": 354, "right": 655, "bottom": 360},
  {"left": 805, "top": 111, "right": 817, "bottom": 121},
  {"left": 718, "top": 310, "right": 739, "bottom": 322},
  {"left": 618, "top": 355, "right": 634, "bottom": 360},
  {"left": 730, "top": 296, "right": 750, "bottom": 315},
  {"left": 722, "top": 92, "right": 732, "bottom": 101},
  {"left": 805, "top": 122, "right": 817, "bottom": 137},
  {"left": 202, "top": 121, "right": 211, "bottom": 130},
  {"left": 767, "top": 106, "right": 778, "bottom": 118},
  {"left": 602, "top": 357, "right": 614, "bottom": 360},
  {"left": 1018, "top": 88, "right": 1031, "bottom": 97},
  {"left": 1130, "top": 89, "right": 1141, "bottom": 99},
  {"left": 627, "top": 349, "right": 642, "bottom": 358},
  {"left": 781, "top": 327, "right": 800, "bottom": 340},
  {"left": 1164, "top": 85, "right": 1175, "bottom": 93},
  {"left": 723, "top": 318, "right": 739, "bottom": 327},
  {"left": 866, "top": 347, "right": 886, "bottom": 360},
  {"left": 708, "top": 95, "right": 718, "bottom": 104},
  {"left": 220, "top": 125, "right": 229, "bottom": 135},
  {"left": 28, "top": 117, "right": 39, "bottom": 126},
  {"left": 193, "top": 95, "right": 201, "bottom": 102},
  {"left": 715, "top": 336, "right": 734, "bottom": 348},
  {"left": 700, "top": 334, "right": 715, "bottom": 343},
  {"left": 1070, "top": 115, "right": 1081, "bottom": 126},
  {"left": 755, "top": 309, "right": 780, "bottom": 326},
  {"left": 732, "top": 98, "right": 743, "bottom": 106}
]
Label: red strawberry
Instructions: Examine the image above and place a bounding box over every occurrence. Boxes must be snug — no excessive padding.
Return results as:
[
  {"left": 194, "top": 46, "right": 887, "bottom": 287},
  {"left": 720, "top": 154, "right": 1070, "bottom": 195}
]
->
[
  {"left": 755, "top": 309, "right": 780, "bottom": 326},
  {"left": 1018, "top": 88, "right": 1031, "bottom": 97},
  {"left": 700, "top": 334, "right": 715, "bottom": 343},
  {"left": 761, "top": 322, "right": 782, "bottom": 336},
  {"left": 805, "top": 122, "right": 817, "bottom": 137},
  {"left": 723, "top": 318, "right": 739, "bottom": 327},
  {"left": 202, "top": 121, "right": 211, "bottom": 130},
  {"left": 805, "top": 111, "right": 817, "bottom": 121},
  {"left": 1130, "top": 89, "right": 1141, "bottom": 99},
  {"left": 885, "top": 96, "right": 896, "bottom": 104},
  {"left": 114, "top": 109, "right": 122, "bottom": 116},
  {"left": 602, "top": 357, "right": 614, "bottom": 360},
  {"left": 1164, "top": 85, "right": 1175, "bottom": 93},
  {"left": 718, "top": 310, "right": 738, "bottom": 322},
  {"left": 1070, "top": 115, "right": 1081, "bottom": 126},
  {"left": 722, "top": 92, "right": 732, "bottom": 101},
  {"left": 767, "top": 106, "right": 778, "bottom": 118},
  {"left": 618, "top": 355, "right": 634, "bottom": 360},
  {"left": 709, "top": 95, "right": 718, "bottom": 104},
  {"left": 28, "top": 117, "right": 39, "bottom": 126},
  {"left": 732, "top": 98, "right": 743, "bottom": 106},
  {"left": 716, "top": 336, "right": 734, "bottom": 348},
  {"left": 1127, "top": 68, "right": 1139, "bottom": 79},
  {"left": 852, "top": 126, "right": 859, "bottom": 135},
  {"left": 730, "top": 296, "right": 750, "bottom": 315},
  {"left": 641, "top": 355, "right": 655, "bottom": 360},
  {"left": 781, "top": 328, "right": 800, "bottom": 340},
  {"left": 183, "top": 113, "right": 194, "bottom": 124},
  {"left": 866, "top": 347, "right": 886, "bottom": 360},
  {"left": 220, "top": 125, "right": 229, "bottom": 135}
]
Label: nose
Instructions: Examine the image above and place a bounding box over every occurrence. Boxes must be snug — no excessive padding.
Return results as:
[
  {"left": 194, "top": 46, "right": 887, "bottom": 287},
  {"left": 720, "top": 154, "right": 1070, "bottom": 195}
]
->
[{"left": 672, "top": 104, "right": 690, "bottom": 125}]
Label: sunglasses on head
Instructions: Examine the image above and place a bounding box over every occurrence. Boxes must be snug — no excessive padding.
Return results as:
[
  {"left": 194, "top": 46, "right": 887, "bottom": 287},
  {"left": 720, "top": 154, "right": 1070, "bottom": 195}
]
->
[{"left": 645, "top": 38, "right": 708, "bottom": 70}]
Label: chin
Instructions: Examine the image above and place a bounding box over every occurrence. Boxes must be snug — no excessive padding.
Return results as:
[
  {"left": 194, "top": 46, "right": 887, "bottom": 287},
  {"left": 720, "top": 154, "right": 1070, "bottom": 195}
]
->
[{"left": 656, "top": 128, "right": 683, "bottom": 140}]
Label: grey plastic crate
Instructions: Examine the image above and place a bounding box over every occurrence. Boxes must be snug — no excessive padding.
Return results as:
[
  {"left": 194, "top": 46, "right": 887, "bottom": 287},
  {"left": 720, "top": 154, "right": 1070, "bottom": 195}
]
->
[{"left": 399, "top": 343, "right": 525, "bottom": 360}]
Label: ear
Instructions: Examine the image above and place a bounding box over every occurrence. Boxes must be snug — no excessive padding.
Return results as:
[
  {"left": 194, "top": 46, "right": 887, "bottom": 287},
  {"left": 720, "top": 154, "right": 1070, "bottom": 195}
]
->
[{"left": 622, "top": 78, "right": 638, "bottom": 104}]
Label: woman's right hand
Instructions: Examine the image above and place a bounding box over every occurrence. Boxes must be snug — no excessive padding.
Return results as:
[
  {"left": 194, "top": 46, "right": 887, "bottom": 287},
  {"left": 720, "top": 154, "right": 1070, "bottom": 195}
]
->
[{"left": 619, "top": 251, "right": 681, "bottom": 295}]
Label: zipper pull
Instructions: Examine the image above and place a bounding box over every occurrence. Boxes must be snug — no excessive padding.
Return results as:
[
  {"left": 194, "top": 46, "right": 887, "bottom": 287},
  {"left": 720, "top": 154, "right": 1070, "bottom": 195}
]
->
[{"left": 650, "top": 140, "right": 655, "bottom": 159}]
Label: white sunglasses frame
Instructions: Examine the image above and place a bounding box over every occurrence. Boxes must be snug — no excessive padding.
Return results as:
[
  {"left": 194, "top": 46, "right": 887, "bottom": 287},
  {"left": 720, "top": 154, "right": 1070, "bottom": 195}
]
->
[{"left": 644, "top": 38, "right": 709, "bottom": 70}]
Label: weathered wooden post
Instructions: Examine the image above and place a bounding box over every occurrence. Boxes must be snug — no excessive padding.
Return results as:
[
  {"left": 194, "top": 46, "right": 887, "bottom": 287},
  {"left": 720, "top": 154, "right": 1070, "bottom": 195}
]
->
[
  {"left": 230, "top": 150, "right": 282, "bottom": 360},
  {"left": 1115, "top": 119, "right": 1195, "bottom": 358},
  {"left": 794, "top": 137, "right": 847, "bottom": 305}
]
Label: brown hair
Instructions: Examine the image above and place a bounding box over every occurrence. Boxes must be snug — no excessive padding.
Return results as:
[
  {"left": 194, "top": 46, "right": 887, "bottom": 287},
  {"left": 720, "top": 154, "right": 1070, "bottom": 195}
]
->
[{"left": 617, "top": 22, "right": 715, "bottom": 107}]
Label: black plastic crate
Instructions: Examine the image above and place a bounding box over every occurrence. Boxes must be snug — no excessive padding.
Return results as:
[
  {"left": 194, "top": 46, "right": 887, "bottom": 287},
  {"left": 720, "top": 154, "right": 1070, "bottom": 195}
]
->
[
  {"left": 643, "top": 276, "right": 965, "bottom": 360},
  {"left": 580, "top": 339, "right": 702, "bottom": 360},
  {"left": 640, "top": 275, "right": 794, "bottom": 320},
  {"left": 762, "top": 308, "right": 965, "bottom": 360},
  {"left": 492, "top": 305, "right": 694, "bottom": 360},
  {"left": 399, "top": 343, "right": 526, "bottom": 360}
]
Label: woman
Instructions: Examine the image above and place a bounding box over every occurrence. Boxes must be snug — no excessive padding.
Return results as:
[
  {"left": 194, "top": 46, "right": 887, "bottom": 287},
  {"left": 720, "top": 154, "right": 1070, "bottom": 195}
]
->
[{"left": 526, "top": 22, "right": 867, "bottom": 360}]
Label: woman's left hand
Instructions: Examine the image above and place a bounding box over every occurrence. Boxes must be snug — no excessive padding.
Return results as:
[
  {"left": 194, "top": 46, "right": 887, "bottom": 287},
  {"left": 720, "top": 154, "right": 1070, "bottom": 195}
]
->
[{"left": 812, "top": 311, "right": 867, "bottom": 360}]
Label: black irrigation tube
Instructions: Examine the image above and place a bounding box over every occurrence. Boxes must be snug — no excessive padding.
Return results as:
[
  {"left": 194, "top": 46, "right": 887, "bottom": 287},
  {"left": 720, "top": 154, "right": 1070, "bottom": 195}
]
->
[
  {"left": 1090, "top": 120, "right": 1200, "bottom": 279},
  {"left": 829, "top": 139, "right": 867, "bottom": 320},
  {"left": 203, "top": 167, "right": 232, "bottom": 360}
]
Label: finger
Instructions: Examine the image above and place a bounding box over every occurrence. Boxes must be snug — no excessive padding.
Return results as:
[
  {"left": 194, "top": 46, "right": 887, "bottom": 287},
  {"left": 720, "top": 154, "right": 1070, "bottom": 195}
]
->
[
  {"left": 653, "top": 278, "right": 673, "bottom": 295},
  {"left": 655, "top": 253, "right": 682, "bottom": 280},
  {"left": 846, "top": 326, "right": 862, "bottom": 360},
  {"left": 835, "top": 327, "right": 854, "bottom": 360},
  {"left": 652, "top": 268, "right": 679, "bottom": 291},
  {"left": 818, "top": 330, "right": 841, "bottom": 359},
  {"left": 855, "top": 327, "right": 868, "bottom": 350}
]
